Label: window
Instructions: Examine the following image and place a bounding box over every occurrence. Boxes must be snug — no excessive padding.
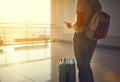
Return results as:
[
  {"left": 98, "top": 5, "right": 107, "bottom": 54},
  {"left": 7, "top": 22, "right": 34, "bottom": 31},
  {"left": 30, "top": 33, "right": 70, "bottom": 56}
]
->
[
  {"left": 0, "top": 0, "right": 51, "bottom": 24},
  {"left": 0, "top": 0, "right": 51, "bottom": 64},
  {"left": 0, "top": 0, "right": 51, "bottom": 44}
]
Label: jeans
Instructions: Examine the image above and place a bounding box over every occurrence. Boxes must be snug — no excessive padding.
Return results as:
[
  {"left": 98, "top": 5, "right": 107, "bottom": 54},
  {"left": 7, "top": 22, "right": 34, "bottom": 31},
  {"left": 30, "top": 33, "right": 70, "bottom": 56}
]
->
[{"left": 73, "top": 32, "right": 97, "bottom": 82}]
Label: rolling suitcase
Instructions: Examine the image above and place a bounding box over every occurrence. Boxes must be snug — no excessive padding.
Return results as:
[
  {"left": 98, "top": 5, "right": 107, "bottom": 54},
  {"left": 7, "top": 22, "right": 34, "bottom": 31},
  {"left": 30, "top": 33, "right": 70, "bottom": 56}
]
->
[{"left": 59, "top": 58, "right": 76, "bottom": 82}]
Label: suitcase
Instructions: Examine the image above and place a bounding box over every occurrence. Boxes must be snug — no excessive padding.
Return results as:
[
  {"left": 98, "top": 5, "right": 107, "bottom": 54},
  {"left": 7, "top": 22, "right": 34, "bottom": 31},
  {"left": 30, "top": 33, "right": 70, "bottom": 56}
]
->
[{"left": 59, "top": 58, "right": 76, "bottom": 82}]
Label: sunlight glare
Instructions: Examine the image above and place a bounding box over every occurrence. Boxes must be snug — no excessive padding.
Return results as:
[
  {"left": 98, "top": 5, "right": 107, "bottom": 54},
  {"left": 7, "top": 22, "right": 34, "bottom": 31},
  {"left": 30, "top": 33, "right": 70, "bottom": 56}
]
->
[{"left": 0, "top": 0, "right": 51, "bottom": 24}]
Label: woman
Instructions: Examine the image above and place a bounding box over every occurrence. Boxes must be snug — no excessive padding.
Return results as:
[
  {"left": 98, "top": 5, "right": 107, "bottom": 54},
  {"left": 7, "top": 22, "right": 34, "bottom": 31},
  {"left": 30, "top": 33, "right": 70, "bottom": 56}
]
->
[{"left": 65, "top": 0, "right": 101, "bottom": 82}]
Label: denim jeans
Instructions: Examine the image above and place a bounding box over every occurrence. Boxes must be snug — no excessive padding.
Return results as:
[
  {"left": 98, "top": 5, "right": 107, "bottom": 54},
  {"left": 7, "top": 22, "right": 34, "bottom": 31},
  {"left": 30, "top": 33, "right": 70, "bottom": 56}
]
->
[{"left": 73, "top": 32, "right": 97, "bottom": 82}]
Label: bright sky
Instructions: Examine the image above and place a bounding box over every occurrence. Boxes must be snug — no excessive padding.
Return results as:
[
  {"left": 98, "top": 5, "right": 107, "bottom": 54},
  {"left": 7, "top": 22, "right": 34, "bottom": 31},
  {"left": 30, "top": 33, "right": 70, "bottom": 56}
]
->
[{"left": 0, "top": 0, "right": 51, "bottom": 24}]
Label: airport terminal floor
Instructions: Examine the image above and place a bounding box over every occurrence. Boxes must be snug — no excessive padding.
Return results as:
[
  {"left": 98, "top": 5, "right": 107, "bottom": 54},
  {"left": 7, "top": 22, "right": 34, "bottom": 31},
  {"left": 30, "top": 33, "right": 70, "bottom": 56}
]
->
[{"left": 0, "top": 42, "right": 120, "bottom": 82}]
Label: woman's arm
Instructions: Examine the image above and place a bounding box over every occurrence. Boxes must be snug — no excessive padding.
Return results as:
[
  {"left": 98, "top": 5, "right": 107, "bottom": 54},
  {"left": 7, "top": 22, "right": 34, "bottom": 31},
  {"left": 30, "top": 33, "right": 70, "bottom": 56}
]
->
[{"left": 64, "top": 12, "right": 84, "bottom": 29}]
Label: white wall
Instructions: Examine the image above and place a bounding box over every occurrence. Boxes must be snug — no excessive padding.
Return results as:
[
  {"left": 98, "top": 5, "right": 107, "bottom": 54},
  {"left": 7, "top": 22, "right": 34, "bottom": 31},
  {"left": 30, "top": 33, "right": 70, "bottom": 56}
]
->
[
  {"left": 53, "top": 0, "right": 75, "bottom": 41},
  {"left": 53, "top": 0, "right": 120, "bottom": 46}
]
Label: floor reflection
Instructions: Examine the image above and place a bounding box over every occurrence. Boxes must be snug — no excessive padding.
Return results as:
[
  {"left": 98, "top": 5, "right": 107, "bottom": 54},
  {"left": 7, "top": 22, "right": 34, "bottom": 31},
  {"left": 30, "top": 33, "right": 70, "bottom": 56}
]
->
[
  {"left": 0, "top": 43, "right": 51, "bottom": 64},
  {"left": 14, "top": 44, "right": 48, "bottom": 51},
  {"left": 0, "top": 49, "right": 4, "bottom": 54},
  {"left": 0, "top": 42, "right": 119, "bottom": 82}
]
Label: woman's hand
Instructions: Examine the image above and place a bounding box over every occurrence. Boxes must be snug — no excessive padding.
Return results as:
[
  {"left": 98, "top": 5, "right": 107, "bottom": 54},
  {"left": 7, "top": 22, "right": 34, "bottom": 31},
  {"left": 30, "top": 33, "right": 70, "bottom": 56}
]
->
[{"left": 64, "top": 22, "right": 72, "bottom": 28}]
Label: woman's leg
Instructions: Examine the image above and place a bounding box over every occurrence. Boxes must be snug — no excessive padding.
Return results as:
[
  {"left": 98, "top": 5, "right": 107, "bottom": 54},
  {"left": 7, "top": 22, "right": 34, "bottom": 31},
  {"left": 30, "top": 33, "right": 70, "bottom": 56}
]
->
[{"left": 73, "top": 32, "right": 97, "bottom": 82}]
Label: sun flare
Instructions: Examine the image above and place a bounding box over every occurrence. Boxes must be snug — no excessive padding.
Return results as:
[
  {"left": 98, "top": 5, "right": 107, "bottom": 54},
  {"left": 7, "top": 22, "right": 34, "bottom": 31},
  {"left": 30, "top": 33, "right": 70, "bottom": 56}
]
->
[{"left": 0, "top": 0, "right": 51, "bottom": 24}]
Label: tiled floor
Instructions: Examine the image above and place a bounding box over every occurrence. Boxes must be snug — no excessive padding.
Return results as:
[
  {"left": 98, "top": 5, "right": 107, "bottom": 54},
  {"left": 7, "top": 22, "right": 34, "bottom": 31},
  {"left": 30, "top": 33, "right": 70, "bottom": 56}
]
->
[{"left": 0, "top": 42, "right": 120, "bottom": 82}]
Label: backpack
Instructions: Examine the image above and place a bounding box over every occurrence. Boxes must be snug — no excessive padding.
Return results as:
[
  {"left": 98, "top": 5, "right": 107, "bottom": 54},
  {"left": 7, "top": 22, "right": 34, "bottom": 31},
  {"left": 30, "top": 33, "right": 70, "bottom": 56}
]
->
[{"left": 85, "top": 11, "right": 110, "bottom": 40}]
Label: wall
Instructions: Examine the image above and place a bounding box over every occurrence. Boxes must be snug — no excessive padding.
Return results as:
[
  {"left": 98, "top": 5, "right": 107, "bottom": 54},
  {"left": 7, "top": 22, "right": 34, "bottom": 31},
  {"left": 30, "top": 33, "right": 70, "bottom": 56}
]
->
[
  {"left": 53, "top": 0, "right": 120, "bottom": 47},
  {"left": 53, "top": 0, "right": 75, "bottom": 41},
  {"left": 98, "top": 0, "right": 120, "bottom": 46}
]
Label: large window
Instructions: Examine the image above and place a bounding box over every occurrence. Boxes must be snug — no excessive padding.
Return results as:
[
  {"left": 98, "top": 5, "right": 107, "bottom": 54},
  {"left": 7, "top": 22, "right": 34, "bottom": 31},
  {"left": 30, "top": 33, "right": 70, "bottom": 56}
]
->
[
  {"left": 0, "top": 0, "right": 51, "bottom": 24},
  {"left": 0, "top": 0, "right": 51, "bottom": 44},
  {"left": 0, "top": 0, "right": 51, "bottom": 65}
]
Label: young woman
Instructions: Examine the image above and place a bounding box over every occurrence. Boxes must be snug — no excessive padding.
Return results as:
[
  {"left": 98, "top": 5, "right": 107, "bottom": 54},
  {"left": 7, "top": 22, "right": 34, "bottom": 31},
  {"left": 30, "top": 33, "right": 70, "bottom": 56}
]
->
[{"left": 65, "top": 0, "right": 101, "bottom": 82}]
